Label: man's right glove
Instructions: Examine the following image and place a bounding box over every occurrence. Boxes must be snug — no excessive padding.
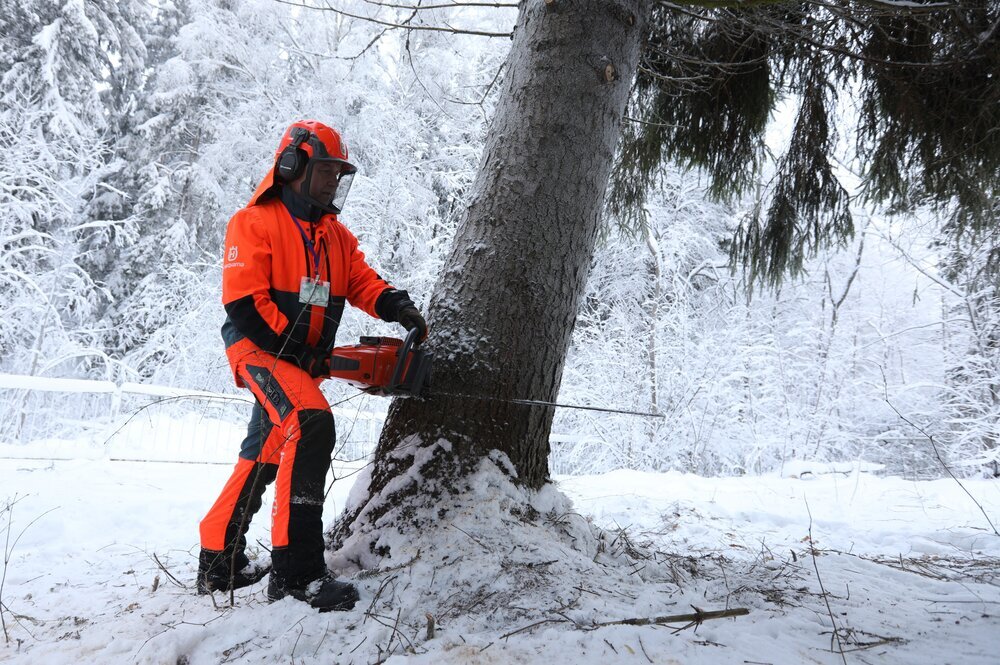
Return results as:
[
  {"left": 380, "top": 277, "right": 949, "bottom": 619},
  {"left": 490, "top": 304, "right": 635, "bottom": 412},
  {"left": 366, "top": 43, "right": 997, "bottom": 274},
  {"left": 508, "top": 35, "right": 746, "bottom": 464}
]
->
[
  {"left": 397, "top": 307, "right": 428, "bottom": 345},
  {"left": 294, "top": 346, "right": 331, "bottom": 378}
]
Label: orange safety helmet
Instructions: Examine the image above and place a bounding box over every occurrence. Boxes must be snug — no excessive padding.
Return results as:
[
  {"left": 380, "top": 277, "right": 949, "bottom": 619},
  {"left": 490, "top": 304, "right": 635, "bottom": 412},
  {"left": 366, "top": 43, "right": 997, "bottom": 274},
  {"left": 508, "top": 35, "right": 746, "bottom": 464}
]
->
[{"left": 248, "top": 120, "right": 358, "bottom": 213}]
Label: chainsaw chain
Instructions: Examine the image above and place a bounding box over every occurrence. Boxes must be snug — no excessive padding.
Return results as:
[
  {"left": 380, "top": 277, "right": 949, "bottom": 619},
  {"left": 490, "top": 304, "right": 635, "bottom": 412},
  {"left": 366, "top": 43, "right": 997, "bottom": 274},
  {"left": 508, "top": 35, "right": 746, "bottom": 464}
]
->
[{"left": 427, "top": 389, "right": 664, "bottom": 419}]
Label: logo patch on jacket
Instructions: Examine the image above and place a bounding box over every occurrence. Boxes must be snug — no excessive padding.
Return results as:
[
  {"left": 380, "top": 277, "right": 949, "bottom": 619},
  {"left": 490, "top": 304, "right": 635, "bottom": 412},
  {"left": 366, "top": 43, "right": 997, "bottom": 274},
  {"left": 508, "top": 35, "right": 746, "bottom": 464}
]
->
[{"left": 224, "top": 245, "right": 244, "bottom": 269}]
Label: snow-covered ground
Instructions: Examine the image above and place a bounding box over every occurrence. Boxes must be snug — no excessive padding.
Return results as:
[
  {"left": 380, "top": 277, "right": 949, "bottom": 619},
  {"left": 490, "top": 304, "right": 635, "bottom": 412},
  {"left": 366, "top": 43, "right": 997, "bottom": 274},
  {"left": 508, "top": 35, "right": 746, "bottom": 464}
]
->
[{"left": 1, "top": 447, "right": 999, "bottom": 664}]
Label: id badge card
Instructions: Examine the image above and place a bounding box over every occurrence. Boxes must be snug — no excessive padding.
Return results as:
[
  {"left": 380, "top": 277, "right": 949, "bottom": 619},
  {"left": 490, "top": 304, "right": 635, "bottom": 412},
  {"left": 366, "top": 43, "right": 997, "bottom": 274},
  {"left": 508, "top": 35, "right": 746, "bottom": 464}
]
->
[{"left": 299, "top": 276, "right": 330, "bottom": 305}]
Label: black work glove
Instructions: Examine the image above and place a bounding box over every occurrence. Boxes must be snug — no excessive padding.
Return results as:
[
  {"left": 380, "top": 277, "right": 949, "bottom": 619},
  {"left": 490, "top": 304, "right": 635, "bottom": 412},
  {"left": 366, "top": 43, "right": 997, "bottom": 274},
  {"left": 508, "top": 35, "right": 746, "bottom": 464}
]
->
[
  {"left": 397, "top": 307, "right": 428, "bottom": 345},
  {"left": 294, "top": 346, "right": 331, "bottom": 378}
]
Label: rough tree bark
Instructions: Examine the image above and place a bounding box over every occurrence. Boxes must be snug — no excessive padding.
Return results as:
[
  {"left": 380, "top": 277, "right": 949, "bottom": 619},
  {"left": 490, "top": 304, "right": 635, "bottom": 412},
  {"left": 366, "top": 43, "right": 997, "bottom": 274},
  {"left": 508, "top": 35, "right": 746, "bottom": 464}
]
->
[{"left": 332, "top": 0, "right": 649, "bottom": 549}]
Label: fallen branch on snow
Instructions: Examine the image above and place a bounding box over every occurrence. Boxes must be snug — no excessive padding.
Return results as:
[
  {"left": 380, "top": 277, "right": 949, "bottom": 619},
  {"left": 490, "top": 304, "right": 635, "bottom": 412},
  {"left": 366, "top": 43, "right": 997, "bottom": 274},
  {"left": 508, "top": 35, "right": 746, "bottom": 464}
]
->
[
  {"left": 501, "top": 605, "right": 749, "bottom": 639},
  {"left": 588, "top": 606, "right": 750, "bottom": 629}
]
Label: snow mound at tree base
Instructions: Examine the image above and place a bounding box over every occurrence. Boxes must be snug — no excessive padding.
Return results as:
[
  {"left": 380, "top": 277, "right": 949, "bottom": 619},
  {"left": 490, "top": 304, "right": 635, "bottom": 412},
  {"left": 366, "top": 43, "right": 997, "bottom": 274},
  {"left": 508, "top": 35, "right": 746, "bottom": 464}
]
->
[{"left": 326, "top": 444, "right": 717, "bottom": 657}]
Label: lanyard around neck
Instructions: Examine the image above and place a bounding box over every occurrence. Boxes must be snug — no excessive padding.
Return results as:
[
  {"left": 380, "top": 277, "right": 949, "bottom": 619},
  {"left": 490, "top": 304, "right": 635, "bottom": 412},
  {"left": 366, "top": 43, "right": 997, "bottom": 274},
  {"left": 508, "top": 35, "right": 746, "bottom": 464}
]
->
[{"left": 285, "top": 207, "right": 323, "bottom": 276}]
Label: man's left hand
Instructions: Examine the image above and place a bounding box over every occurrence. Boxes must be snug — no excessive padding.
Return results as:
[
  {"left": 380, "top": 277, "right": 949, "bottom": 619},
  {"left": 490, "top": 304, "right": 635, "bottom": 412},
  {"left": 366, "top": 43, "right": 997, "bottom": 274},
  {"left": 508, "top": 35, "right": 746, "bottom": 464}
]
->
[{"left": 397, "top": 307, "right": 428, "bottom": 345}]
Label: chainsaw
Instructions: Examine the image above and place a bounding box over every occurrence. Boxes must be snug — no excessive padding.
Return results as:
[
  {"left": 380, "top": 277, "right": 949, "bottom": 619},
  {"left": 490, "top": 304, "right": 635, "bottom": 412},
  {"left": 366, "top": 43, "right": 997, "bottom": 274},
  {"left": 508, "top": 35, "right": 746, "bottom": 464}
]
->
[
  {"left": 324, "top": 327, "right": 662, "bottom": 418},
  {"left": 325, "top": 327, "right": 433, "bottom": 396}
]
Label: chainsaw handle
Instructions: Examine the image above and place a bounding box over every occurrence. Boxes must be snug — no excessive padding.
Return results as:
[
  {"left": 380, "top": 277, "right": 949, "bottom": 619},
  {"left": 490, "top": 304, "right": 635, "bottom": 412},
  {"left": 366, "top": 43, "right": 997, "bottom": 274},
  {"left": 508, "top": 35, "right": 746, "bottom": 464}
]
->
[{"left": 389, "top": 327, "right": 420, "bottom": 391}]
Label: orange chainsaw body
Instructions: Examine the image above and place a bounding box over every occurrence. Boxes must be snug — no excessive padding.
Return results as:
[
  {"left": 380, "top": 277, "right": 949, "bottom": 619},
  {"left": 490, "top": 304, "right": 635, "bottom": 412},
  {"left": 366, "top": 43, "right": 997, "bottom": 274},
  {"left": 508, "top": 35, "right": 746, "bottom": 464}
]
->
[{"left": 326, "top": 332, "right": 432, "bottom": 397}]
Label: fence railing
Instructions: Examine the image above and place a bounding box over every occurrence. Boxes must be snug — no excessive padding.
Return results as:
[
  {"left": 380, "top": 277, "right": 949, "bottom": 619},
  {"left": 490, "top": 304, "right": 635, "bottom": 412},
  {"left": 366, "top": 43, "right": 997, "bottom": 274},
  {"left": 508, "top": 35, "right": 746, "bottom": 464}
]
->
[
  {"left": 0, "top": 373, "right": 388, "bottom": 464},
  {"left": 0, "top": 373, "right": 601, "bottom": 469}
]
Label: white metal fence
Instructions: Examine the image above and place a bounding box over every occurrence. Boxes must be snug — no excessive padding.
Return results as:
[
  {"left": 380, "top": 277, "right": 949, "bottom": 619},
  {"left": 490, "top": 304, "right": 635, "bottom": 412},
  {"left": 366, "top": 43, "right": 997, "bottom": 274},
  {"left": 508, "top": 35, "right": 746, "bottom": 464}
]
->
[
  {"left": 0, "top": 374, "right": 387, "bottom": 464},
  {"left": 0, "top": 374, "right": 600, "bottom": 471}
]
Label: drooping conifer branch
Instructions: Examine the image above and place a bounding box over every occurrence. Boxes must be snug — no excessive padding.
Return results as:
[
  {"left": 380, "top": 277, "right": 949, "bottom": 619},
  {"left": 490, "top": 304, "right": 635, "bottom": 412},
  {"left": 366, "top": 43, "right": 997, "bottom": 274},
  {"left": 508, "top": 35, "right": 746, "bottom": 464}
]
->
[{"left": 608, "top": 0, "right": 999, "bottom": 285}]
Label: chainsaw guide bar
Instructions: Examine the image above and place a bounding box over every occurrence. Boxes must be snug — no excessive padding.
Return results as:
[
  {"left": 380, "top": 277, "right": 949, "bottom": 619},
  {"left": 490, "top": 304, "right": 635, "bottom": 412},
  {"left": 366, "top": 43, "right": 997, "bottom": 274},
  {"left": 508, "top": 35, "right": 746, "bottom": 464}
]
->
[{"left": 325, "top": 329, "right": 663, "bottom": 419}]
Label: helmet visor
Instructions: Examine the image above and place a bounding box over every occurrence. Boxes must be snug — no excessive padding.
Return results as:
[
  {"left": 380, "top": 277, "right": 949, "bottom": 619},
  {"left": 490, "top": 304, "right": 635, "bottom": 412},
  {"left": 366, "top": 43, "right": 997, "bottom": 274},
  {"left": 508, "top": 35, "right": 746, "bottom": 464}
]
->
[{"left": 303, "top": 158, "right": 356, "bottom": 214}]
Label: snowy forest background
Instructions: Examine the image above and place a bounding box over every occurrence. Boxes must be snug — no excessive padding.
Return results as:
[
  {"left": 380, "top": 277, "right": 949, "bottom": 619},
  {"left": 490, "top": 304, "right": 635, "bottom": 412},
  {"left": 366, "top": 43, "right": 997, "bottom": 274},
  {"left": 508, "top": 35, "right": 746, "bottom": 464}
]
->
[{"left": 2, "top": 0, "right": 997, "bottom": 479}]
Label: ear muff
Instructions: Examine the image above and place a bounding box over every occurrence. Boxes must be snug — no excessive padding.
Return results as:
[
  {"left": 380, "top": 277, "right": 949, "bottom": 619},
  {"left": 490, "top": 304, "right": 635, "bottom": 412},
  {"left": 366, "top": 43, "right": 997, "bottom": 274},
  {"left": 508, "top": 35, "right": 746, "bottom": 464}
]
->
[{"left": 276, "top": 127, "right": 311, "bottom": 182}]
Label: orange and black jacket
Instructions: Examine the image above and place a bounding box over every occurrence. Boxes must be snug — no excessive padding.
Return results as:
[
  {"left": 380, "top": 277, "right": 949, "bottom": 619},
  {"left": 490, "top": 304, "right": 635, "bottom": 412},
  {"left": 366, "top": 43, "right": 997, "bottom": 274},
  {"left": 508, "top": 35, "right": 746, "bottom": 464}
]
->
[{"left": 221, "top": 195, "right": 411, "bottom": 385}]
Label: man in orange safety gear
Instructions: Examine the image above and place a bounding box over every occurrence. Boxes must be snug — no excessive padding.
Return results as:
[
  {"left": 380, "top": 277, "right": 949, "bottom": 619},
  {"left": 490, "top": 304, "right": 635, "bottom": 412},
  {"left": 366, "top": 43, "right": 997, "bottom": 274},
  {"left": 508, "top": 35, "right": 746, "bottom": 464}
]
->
[{"left": 197, "top": 120, "right": 427, "bottom": 612}]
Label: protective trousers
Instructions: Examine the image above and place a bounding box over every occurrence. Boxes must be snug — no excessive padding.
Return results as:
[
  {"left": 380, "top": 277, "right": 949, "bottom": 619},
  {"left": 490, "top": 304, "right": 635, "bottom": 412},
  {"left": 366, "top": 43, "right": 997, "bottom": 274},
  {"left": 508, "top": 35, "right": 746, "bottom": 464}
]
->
[{"left": 199, "top": 350, "right": 335, "bottom": 586}]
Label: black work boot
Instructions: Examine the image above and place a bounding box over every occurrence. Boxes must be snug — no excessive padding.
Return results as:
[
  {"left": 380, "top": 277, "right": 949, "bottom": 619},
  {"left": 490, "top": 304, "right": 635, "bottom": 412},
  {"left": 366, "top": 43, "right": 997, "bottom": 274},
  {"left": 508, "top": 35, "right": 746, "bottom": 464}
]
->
[
  {"left": 267, "top": 572, "right": 359, "bottom": 612},
  {"left": 196, "top": 548, "right": 270, "bottom": 595}
]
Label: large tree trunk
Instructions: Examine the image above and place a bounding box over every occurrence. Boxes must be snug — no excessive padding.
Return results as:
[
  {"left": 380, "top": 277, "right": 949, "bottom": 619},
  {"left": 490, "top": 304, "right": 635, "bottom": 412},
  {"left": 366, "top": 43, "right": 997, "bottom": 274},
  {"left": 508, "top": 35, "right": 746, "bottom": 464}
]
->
[{"left": 332, "top": 0, "right": 648, "bottom": 551}]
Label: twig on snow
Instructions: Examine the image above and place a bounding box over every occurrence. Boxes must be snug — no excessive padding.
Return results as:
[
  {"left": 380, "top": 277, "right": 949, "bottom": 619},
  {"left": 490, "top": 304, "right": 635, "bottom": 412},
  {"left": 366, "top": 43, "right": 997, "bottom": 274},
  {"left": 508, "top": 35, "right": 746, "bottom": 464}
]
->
[
  {"left": 349, "top": 634, "right": 368, "bottom": 653},
  {"left": 447, "top": 524, "right": 489, "bottom": 550},
  {"left": 2, "top": 495, "right": 57, "bottom": 645},
  {"left": 290, "top": 620, "right": 306, "bottom": 661},
  {"left": 500, "top": 618, "right": 563, "bottom": 639},
  {"left": 312, "top": 619, "right": 331, "bottom": 657},
  {"left": 364, "top": 574, "right": 399, "bottom": 619},
  {"left": 357, "top": 550, "right": 421, "bottom": 579},
  {"left": 152, "top": 553, "right": 189, "bottom": 589},
  {"left": 0, "top": 600, "right": 37, "bottom": 640},
  {"left": 637, "top": 635, "right": 654, "bottom": 663},
  {"left": 367, "top": 607, "right": 418, "bottom": 658},
  {"left": 441, "top": 589, "right": 498, "bottom": 621},
  {"left": 221, "top": 638, "right": 254, "bottom": 663},
  {"left": 806, "top": 500, "right": 848, "bottom": 665}
]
